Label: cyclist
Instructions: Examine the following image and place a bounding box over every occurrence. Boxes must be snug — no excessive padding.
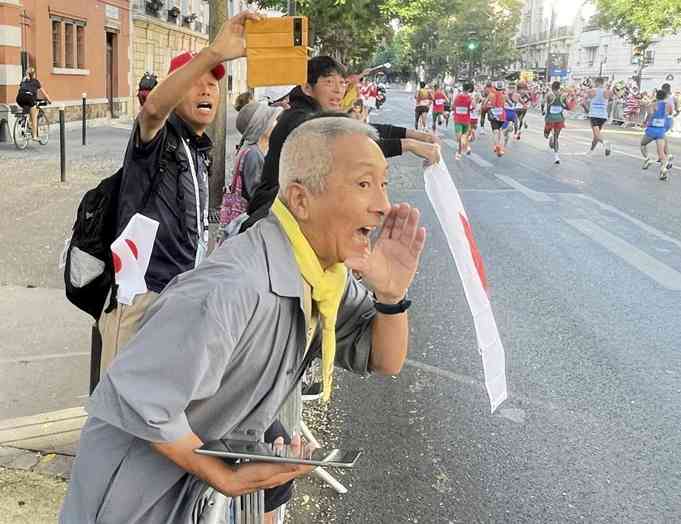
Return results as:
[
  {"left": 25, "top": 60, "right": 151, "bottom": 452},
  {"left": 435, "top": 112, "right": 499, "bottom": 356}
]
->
[{"left": 15, "top": 67, "right": 51, "bottom": 141}]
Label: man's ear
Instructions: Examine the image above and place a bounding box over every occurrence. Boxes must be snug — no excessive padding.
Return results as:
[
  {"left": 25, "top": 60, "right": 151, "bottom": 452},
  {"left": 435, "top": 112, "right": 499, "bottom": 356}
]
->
[
  {"left": 282, "top": 183, "right": 312, "bottom": 221},
  {"left": 301, "top": 83, "right": 315, "bottom": 98}
]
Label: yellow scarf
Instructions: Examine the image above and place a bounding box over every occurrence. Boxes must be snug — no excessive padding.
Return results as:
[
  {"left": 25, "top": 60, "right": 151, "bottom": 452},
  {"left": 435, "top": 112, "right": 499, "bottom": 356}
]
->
[{"left": 271, "top": 198, "right": 348, "bottom": 401}]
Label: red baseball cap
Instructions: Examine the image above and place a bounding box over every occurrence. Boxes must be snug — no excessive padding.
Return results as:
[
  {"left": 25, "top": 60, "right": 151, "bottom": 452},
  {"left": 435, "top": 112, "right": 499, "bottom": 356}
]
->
[{"left": 168, "top": 51, "right": 225, "bottom": 81}]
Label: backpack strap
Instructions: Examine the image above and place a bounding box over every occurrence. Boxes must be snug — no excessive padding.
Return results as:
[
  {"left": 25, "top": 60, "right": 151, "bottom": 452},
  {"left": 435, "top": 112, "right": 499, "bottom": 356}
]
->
[{"left": 231, "top": 145, "right": 252, "bottom": 195}]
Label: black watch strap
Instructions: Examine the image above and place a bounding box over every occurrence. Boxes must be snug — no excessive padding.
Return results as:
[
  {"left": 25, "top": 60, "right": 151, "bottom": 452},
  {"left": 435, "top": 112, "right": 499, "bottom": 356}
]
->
[{"left": 374, "top": 297, "right": 412, "bottom": 315}]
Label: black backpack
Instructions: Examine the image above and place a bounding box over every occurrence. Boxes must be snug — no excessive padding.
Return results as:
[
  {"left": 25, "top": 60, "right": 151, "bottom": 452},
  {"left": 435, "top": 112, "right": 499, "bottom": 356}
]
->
[{"left": 64, "top": 132, "right": 179, "bottom": 320}]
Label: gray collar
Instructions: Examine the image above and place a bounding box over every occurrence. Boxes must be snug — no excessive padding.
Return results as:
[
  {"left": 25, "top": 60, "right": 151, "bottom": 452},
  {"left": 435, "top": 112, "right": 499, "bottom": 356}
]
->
[{"left": 260, "top": 214, "right": 306, "bottom": 305}]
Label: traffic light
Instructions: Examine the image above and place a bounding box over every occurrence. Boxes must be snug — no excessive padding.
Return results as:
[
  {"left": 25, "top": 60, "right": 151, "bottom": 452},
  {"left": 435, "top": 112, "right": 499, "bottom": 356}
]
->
[{"left": 466, "top": 40, "right": 479, "bottom": 51}]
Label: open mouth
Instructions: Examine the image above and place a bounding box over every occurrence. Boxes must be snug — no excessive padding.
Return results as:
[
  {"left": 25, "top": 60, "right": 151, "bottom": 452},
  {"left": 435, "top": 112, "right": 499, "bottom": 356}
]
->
[
  {"left": 355, "top": 226, "right": 376, "bottom": 245},
  {"left": 196, "top": 101, "right": 213, "bottom": 114}
]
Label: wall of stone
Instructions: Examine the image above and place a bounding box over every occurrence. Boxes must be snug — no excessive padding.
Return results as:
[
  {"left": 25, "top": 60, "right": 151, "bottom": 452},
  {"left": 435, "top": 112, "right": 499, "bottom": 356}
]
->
[{"left": 131, "top": 15, "right": 208, "bottom": 115}]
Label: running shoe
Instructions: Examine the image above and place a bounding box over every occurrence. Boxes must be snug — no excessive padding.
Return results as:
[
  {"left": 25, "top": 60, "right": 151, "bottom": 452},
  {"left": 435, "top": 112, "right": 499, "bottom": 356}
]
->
[
  {"left": 498, "top": 146, "right": 505, "bottom": 157},
  {"left": 659, "top": 167, "right": 668, "bottom": 180},
  {"left": 604, "top": 142, "right": 612, "bottom": 157},
  {"left": 524, "top": 121, "right": 528, "bottom": 129},
  {"left": 642, "top": 157, "right": 652, "bottom": 170},
  {"left": 666, "top": 154, "right": 674, "bottom": 170},
  {"left": 466, "top": 146, "right": 472, "bottom": 155},
  {"left": 554, "top": 153, "right": 560, "bottom": 165},
  {"left": 479, "top": 128, "right": 486, "bottom": 136},
  {"left": 455, "top": 153, "right": 462, "bottom": 160}
]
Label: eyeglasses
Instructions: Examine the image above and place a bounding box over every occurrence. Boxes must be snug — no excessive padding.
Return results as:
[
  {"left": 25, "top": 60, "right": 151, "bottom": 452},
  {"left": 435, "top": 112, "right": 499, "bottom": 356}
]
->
[{"left": 316, "top": 77, "right": 348, "bottom": 90}]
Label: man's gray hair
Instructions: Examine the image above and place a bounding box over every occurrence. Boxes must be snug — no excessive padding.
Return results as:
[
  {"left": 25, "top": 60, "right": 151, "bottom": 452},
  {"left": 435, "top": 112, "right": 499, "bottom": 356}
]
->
[{"left": 279, "top": 116, "right": 379, "bottom": 196}]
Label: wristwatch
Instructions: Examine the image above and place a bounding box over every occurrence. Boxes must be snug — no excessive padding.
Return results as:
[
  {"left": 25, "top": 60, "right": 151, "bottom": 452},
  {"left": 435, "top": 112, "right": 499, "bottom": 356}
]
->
[{"left": 374, "top": 296, "right": 412, "bottom": 315}]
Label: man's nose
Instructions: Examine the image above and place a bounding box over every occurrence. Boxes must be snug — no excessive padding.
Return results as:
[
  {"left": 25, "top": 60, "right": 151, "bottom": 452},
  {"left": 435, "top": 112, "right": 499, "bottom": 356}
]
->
[{"left": 372, "top": 185, "right": 391, "bottom": 217}]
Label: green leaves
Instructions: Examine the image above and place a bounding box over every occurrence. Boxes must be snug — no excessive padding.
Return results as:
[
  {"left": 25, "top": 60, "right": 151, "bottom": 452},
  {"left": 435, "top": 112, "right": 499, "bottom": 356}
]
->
[{"left": 595, "top": 0, "right": 681, "bottom": 47}]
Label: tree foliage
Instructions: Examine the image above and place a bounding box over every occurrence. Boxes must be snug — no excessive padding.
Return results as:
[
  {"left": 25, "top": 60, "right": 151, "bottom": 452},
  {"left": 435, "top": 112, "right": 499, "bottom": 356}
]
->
[
  {"left": 379, "top": 0, "right": 522, "bottom": 81},
  {"left": 253, "top": 0, "right": 522, "bottom": 77},
  {"left": 254, "top": 0, "right": 393, "bottom": 68},
  {"left": 595, "top": 0, "right": 681, "bottom": 47}
]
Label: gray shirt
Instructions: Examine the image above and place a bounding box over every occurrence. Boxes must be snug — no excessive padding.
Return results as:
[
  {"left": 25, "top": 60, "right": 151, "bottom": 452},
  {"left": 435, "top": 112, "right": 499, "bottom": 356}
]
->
[{"left": 60, "top": 214, "right": 376, "bottom": 524}]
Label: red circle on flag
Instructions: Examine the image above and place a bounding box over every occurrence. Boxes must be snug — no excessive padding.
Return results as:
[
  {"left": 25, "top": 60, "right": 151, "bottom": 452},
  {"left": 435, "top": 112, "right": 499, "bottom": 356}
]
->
[
  {"left": 125, "top": 239, "right": 139, "bottom": 259},
  {"left": 113, "top": 252, "right": 122, "bottom": 273}
]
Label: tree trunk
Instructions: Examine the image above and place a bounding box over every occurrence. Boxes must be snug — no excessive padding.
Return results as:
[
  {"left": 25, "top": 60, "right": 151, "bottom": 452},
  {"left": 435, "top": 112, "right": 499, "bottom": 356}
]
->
[{"left": 207, "top": 0, "right": 228, "bottom": 213}]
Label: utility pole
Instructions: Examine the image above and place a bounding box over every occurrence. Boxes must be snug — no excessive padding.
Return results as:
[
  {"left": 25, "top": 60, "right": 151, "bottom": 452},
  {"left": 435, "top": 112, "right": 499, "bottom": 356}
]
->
[
  {"left": 207, "top": 0, "right": 228, "bottom": 213},
  {"left": 288, "top": 0, "right": 296, "bottom": 15}
]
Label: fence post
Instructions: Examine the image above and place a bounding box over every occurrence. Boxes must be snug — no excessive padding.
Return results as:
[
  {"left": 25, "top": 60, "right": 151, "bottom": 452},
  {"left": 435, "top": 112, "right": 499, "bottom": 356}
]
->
[
  {"left": 82, "top": 93, "right": 87, "bottom": 146},
  {"left": 59, "top": 107, "right": 66, "bottom": 182}
]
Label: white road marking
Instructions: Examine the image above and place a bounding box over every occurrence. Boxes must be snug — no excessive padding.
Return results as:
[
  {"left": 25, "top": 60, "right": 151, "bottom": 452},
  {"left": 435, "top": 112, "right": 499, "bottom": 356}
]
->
[
  {"left": 564, "top": 218, "right": 681, "bottom": 290},
  {"left": 442, "top": 138, "right": 456, "bottom": 149},
  {"left": 495, "top": 174, "right": 554, "bottom": 202},
  {"left": 468, "top": 152, "right": 494, "bottom": 168},
  {"left": 0, "top": 352, "right": 90, "bottom": 364},
  {"left": 567, "top": 194, "right": 681, "bottom": 251}
]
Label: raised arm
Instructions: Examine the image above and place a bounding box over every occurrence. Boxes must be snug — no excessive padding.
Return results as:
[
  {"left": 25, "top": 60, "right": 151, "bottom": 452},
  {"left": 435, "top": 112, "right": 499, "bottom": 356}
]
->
[{"left": 139, "top": 12, "right": 259, "bottom": 144}]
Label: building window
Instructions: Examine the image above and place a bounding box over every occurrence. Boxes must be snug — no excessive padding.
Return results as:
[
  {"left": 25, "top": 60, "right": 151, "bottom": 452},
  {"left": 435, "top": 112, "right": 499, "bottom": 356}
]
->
[
  {"left": 52, "top": 20, "right": 62, "bottom": 67},
  {"left": 65, "top": 23, "right": 75, "bottom": 68},
  {"left": 644, "top": 49, "right": 655, "bottom": 65},
  {"left": 52, "top": 17, "right": 87, "bottom": 70},
  {"left": 77, "top": 26, "right": 86, "bottom": 69},
  {"left": 585, "top": 46, "right": 597, "bottom": 66}
]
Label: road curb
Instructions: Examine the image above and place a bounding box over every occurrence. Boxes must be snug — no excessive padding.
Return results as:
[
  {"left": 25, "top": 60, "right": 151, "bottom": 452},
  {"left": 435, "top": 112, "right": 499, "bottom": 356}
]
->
[{"left": 0, "top": 407, "right": 85, "bottom": 454}]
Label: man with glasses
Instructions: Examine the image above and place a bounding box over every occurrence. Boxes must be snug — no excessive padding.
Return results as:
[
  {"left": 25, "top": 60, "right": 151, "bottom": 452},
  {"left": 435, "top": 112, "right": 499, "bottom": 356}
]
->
[{"left": 243, "top": 56, "right": 440, "bottom": 231}]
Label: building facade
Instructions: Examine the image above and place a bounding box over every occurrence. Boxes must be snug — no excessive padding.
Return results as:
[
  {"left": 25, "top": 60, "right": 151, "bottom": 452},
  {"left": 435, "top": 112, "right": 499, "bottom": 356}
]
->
[
  {"left": 568, "top": 10, "right": 681, "bottom": 92},
  {"left": 515, "top": 0, "right": 576, "bottom": 81},
  {"left": 130, "top": 0, "right": 211, "bottom": 113},
  {"left": 0, "top": 0, "right": 131, "bottom": 140}
]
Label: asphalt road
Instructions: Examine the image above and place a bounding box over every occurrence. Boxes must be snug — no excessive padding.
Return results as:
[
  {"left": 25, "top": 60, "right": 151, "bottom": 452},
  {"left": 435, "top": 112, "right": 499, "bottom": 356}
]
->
[
  {"left": 3, "top": 95, "right": 681, "bottom": 522},
  {"left": 297, "top": 90, "right": 681, "bottom": 523}
]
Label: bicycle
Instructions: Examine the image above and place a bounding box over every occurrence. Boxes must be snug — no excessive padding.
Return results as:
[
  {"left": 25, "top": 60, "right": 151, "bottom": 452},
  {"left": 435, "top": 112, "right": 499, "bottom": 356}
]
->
[{"left": 13, "top": 99, "right": 50, "bottom": 150}]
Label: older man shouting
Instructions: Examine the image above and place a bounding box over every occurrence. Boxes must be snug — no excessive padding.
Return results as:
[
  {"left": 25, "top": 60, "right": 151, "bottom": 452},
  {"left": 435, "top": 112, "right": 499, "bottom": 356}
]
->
[{"left": 60, "top": 116, "right": 427, "bottom": 523}]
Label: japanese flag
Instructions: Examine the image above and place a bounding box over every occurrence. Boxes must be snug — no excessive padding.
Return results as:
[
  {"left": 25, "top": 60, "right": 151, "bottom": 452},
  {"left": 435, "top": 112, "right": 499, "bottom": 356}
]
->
[
  {"left": 424, "top": 160, "right": 508, "bottom": 413},
  {"left": 110, "top": 213, "right": 159, "bottom": 305}
]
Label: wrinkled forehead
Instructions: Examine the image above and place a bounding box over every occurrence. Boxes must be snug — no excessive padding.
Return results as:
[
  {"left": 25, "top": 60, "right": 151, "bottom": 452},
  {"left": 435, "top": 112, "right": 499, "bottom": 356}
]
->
[{"left": 331, "top": 134, "right": 387, "bottom": 174}]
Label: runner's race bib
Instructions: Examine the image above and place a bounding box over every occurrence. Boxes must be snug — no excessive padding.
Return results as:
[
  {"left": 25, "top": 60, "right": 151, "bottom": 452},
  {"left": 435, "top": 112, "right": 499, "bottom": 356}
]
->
[
  {"left": 549, "top": 105, "right": 563, "bottom": 114},
  {"left": 455, "top": 106, "right": 469, "bottom": 114},
  {"left": 651, "top": 118, "right": 666, "bottom": 128},
  {"left": 490, "top": 107, "right": 504, "bottom": 119}
]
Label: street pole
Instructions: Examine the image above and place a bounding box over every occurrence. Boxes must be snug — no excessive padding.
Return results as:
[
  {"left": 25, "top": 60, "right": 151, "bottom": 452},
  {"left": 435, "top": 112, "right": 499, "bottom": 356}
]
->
[
  {"left": 59, "top": 107, "right": 66, "bottom": 182},
  {"left": 207, "top": 0, "right": 228, "bottom": 215},
  {"left": 545, "top": 3, "right": 555, "bottom": 83},
  {"left": 288, "top": 0, "right": 296, "bottom": 15},
  {"left": 82, "top": 93, "right": 87, "bottom": 146}
]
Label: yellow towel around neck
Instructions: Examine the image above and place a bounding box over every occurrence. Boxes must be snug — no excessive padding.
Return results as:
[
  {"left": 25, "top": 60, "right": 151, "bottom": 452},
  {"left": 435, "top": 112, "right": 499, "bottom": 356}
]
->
[{"left": 271, "top": 198, "right": 348, "bottom": 401}]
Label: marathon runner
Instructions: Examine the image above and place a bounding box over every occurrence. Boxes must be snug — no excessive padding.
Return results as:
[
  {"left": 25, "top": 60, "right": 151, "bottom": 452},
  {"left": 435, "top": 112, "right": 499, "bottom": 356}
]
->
[
  {"left": 479, "top": 82, "right": 493, "bottom": 136},
  {"left": 641, "top": 89, "right": 674, "bottom": 180},
  {"left": 502, "top": 84, "right": 520, "bottom": 146},
  {"left": 485, "top": 80, "right": 507, "bottom": 157},
  {"left": 515, "top": 81, "right": 531, "bottom": 139},
  {"left": 469, "top": 89, "right": 482, "bottom": 143},
  {"left": 415, "top": 81, "right": 433, "bottom": 130},
  {"left": 452, "top": 81, "right": 474, "bottom": 160},
  {"left": 585, "top": 77, "right": 613, "bottom": 156},
  {"left": 543, "top": 80, "right": 575, "bottom": 165},
  {"left": 432, "top": 84, "right": 449, "bottom": 132}
]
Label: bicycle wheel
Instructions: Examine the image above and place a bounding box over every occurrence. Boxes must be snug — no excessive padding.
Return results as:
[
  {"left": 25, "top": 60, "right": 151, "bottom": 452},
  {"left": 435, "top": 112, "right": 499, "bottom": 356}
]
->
[
  {"left": 37, "top": 109, "right": 49, "bottom": 145},
  {"left": 13, "top": 117, "right": 29, "bottom": 150}
]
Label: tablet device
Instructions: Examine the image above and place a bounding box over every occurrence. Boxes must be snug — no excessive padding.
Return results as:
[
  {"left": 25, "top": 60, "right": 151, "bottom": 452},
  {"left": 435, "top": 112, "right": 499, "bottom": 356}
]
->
[{"left": 195, "top": 439, "right": 362, "bottom": 468}]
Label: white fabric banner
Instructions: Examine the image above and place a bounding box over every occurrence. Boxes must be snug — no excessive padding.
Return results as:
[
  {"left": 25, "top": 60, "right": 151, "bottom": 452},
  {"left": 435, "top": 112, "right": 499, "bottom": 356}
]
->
[
  {"left": 111, "top": 213, "right": 159, "bottom": 306},
  {"left": 424, "top": 160, "right": 508, "bottom": 413}
]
